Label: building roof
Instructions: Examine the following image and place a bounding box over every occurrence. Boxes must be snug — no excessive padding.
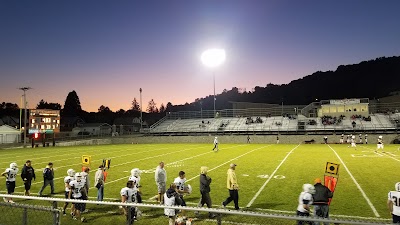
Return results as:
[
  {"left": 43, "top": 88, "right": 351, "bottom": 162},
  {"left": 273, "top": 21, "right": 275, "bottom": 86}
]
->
[{"left": 0, "top": 125, "right": 21, "bottom": 134}]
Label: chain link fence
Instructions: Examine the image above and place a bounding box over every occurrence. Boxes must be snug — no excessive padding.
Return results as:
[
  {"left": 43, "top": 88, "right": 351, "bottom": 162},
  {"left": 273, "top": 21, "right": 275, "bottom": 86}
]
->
[
  {"left": 0, "top": 201, "right": 60, "bottom": 225},
  {"left": 0, "top": 194, "right": 393, "bottom": 225}
]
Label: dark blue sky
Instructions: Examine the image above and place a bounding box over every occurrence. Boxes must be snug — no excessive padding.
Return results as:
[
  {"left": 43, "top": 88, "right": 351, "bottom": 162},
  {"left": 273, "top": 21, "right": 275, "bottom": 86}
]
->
[{"left": 1, "top": 0, "right": 399, "bottom": 112}]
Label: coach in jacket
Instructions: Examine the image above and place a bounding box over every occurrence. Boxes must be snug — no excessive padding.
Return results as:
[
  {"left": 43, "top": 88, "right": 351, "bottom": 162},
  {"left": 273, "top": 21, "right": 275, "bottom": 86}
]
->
[
  {"left": 197, "top": 166, "right": 215, "bottom": 218},
  {"left": 38, "top": 162, "right": 55, "bottom": 196},
  {"left": 312, "top": 178, "right": 333, "bottom": 225},
  {"left": 21, "top": 160, "right": 36, "bottom": 196}
]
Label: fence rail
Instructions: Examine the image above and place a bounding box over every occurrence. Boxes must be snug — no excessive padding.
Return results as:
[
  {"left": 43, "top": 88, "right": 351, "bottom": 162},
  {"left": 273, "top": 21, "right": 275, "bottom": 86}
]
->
[{"left": 0, "top": 194, "right": 391, "bottom": 225}]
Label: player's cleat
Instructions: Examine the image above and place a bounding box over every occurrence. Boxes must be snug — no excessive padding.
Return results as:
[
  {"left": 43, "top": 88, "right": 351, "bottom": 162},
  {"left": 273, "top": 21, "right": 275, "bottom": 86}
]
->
[
  {"left": 3, "top": 198, "right": 8, "bottom": 203},
  {"left": 81, "top": 217, "right": 86, "bottom": 222},
  {"left": 72, "top": 217, "right": 78, "bottom": 220},
  {"left": 221, "top": 202, "right": 226, "bottom": 209},
  {"left": 8, "top": 200, "right": 15, "bottom": 203}
]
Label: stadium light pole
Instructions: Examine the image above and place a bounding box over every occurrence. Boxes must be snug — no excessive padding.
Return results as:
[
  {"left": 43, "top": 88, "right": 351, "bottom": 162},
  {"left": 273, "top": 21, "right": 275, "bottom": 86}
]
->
[
  {"left": 201, "top": 49, "right": 226, "bottom": 117},
  {"left": 139, "top": 88, "right": 143, "bottom": 131},
  {"left": 19, "top": 87, "right": 31, "bottom": 148}
]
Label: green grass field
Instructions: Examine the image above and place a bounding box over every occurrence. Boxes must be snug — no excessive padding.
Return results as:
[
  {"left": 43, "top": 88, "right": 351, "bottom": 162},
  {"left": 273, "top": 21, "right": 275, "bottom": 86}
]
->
[{"left": 0, "top": 143, "right": 399, "bottom": 224}]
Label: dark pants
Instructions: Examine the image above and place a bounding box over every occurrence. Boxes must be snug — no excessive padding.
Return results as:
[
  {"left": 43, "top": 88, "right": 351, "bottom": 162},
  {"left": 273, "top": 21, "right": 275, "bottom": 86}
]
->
[
  {"left": 393, "top": 214, "right": 400, "bottom": 223},
  {"left": 213, "top": 144, "right": 218, "bottom": 151},
  {"left": 313, "top": 204, "right": 330, "bottom": 225},
  {"left": 223, "top": 189, "right": 239, "bottom": 210},
  {"left": 24, "top": 179, "right": 32, "bottom": 191},
  {"left": 137, "top": 192, "right": 142, "bottom": 203},
  {"left": 6, "top": 181, "right": 15, "bottom": 194},
  {"left": 296, "top": 211, "right": 312, "bottom": 225},
  {"left": 198, "top": 191, "right": 212, "bottom": 208},
  {"left": 126, "top": 207, "right": 136, "bottom": 225},
  {"left": 38, "top": 179, "right": 54, "bottom": 195}
]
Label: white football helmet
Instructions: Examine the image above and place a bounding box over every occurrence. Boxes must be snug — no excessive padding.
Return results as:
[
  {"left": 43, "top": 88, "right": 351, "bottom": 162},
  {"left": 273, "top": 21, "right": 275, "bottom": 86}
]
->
[
  {"left": 10, "top": 163, "right": 18, "bottom": 169},
  {"left": 186, "top": 184, "right": 192, "bottom": 194},
  {"left": 303, "top": 183, "right": 316, "bottom": 194},
  {"left": 67, "top": 169, "right": 75, "bottom": 177},
  {"left": 131, "top": 168, "right": 141, "bottom": 177},
  {"left": 75, "top": 172, "right": 82, "bottom": 182},
  {"left": 379, "top": 135, "right": 383, "bottom": 139},
  {"left": 396, "top": 182, "right": 400, "bottom": 192}
]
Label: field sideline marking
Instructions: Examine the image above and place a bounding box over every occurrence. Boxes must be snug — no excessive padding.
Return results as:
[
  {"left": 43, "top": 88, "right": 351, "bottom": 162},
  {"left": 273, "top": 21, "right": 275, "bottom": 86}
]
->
[
  {"left": 246, "top": 144, "right": 300, "bottom": 208},
  {"left": 185, "top": 145, "right": 272, "bottom": 183},
  {"left": 360, "top": 146, "right": 400, "bottom": 162},
  {"left": 328, "top": 145, "right": 380, "bottom": 217}
]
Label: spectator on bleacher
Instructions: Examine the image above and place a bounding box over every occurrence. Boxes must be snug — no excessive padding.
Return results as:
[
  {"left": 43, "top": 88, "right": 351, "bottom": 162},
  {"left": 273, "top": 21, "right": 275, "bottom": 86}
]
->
[
  {"left": 276, "top": 136, "right": 280, "bottom": 144},
  {"left": 247, "top": 135, "right": 250, "bottom": 144},
  {"left": 312, "top": 178, "right": 333, "bottom": 225},
  {"left": 222, "top": 163, "right": 239, "bottom": 210},
  {"left": 155, "top": 162, "right": 167, "bottom": 204},
  {"left": 352, "top": 121, "right": 356, "bottom": 128}
]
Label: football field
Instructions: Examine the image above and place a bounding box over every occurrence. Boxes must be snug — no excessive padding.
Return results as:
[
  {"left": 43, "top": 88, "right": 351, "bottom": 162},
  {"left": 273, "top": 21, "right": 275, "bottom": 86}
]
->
[{"left": 0, "top": 143, "right": 399, "bottom": 224}]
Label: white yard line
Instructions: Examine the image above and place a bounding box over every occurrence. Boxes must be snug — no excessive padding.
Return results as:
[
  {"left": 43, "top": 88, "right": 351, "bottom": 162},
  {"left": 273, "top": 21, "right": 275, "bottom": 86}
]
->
[
  {"left": 185, "top": 145, "right": 270, "bottom": 183},
  {"left": 246, "top": 144, "right": 300, "bottom": 208},
  {"left": 360, "top": 146, "right": 400, "bottom": 162},
  {"left": 328, "top": 145, "right": 380, "bottom": 217}
]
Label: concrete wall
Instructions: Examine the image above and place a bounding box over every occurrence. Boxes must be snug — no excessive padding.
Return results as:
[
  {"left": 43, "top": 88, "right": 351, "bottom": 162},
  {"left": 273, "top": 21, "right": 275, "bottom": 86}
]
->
[{"left": 56, "top": 134, "right": 400, "bottom": 146}]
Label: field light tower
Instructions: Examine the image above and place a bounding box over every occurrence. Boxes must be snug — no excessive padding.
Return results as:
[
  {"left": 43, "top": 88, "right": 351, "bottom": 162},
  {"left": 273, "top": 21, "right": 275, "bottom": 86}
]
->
[
  {"left": 139, "top": 88, "right": 143, "bottom": 131},
  {"left": 201, "top": 49, "right": 226, "bottom": 117},
  {"left": 18, "top": 87, "right": 31, "bottom": 148}
]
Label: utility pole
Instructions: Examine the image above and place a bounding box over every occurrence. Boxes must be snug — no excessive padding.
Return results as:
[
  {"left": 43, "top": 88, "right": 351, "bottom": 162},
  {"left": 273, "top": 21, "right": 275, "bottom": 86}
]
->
[
  {"left": 19, "top": 87, "right": 31, "bottom": 148},
  {"left": 139, "top": 88, "right": 143, "bottom": 132}
]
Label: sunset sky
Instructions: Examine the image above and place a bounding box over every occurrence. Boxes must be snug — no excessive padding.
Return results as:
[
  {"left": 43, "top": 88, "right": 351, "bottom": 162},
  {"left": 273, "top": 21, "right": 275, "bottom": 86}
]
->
[{"left": 1, "top": 0, "right": 399, "bottom": 112}]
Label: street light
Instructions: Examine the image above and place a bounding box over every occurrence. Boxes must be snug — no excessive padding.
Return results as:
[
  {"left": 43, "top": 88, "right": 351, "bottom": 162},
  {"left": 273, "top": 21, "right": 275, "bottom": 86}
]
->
[
  {"left": 139, "top": 88, "right": 143, "bottom": 131},
  {"left": 18, "top": 87, "right": 31, "bottom": 148},
  {"left": 201, "top": 48, "right": 226, "bottom": 117}
]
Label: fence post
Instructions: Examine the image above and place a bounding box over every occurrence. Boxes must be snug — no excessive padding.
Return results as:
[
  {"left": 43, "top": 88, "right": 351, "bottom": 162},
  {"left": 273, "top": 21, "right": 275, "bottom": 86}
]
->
[
  {"left": 216, "top": 213, "right": 222, "bottom": 225},
  {"left": 52, "top": 201, "right": 59, "bottom": 225},
  {"left": 22, "top": 208, "right": 28, "bottom": 225}
]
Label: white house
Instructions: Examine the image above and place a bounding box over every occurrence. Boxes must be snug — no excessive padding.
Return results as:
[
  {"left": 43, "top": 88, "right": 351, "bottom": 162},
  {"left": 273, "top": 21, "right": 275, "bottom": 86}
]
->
[
  {"left": 0, "top": 125, "right": 21, "bottom": 144},
  {"left": 71, "top": 123, "right": 112, "bottom": 136}
]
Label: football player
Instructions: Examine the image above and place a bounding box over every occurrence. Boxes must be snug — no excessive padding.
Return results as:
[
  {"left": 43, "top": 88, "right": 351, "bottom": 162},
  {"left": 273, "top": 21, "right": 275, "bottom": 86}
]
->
[
  {"left": 129, "top": 168, "right": 142, "bottom": 203},
  {"left": 63, "top": 169, "right": 75, "bottom": 216},
  {"left": 80, "top": 167, "right": 90, "bottom": 213},
  {"left": 376, "top": 135, "right": 384, "bottom": 153},
  {"left": 365, "top": 134, "right": 368, "bottom": 144},
  {"left": 387, "top": 182, "right": 400, "bottom": 223},
  {"left": 212, "top": 137, "right": 218, "bottom": 151},
  {"left": 350, "top": 135, "right": 357, "bottom": 150},
  {"left": 121, "top": 180, "right": 138, "bottom": 225},
  {"left": 69, "top": 172, "right": 86, "bottom": 222},
  {"left": 359, "top": 134, "right": 363, "bottom": 143},
  {"left": 296, "top": 183, "right": 315, "bottom": 225},
  {"left": 1, "top": 163, "right": 18, "bottom": 203},
  {"left": 173, "top": 171, "right": 190, "bottom": 217},
  {"left": 339, "top": 134, "right": 344, "bottom": 144}
]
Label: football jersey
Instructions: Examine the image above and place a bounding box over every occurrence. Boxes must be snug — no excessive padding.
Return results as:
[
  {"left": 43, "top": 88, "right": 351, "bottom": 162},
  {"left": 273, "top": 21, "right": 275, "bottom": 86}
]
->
[
  {"left": 174, "top": 177, "right": 186, "bottom": 192},
  {"left": 5, "top": 168, "right": 18, "bottom": 182},
  {"left": 214, "top": 138, "right": 218, "bottom": 144},
  {"left": 128, "top": 176, "right": 141, "bottom": 188},
  {"left": 69, "top": 180, "right": 85, "bottom": 198},
  {"left": 388, "top": 191, "right": 400, "bottom": 216},
  {"left": 378, "top": 138, "right": 383, "bottom": 144},
  {"left": 81, "top": 172, "right": 89, "bottom": 186},
  {"left": 120, "top": 187, "right": 138, "bottom": 203},
  {"left": 297, "top": 191, "right": 313, "bottom": 213},
  {"left": 64, "top": 176, "right": 75, "bottom": 192}
]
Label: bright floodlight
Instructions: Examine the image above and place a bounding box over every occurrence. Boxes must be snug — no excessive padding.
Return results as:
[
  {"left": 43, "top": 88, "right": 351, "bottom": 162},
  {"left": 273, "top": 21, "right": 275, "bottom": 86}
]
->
[{"left": 201, "top": 49, "right": 226, "bottom": 68}]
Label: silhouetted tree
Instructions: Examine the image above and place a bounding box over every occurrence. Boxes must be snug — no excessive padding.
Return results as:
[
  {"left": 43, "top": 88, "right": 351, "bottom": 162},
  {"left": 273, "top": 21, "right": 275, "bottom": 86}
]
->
[
  {"left": 159, "top": 103, "right": 165, "bottom": 113},
  {"left": 63, "top": 90, "right": 82, "bottom": 116},
  {"left": 98, "top": 105, "right": 112, "bottom": 113},
  {"left": 36, "top": 99, "right": 61, "bottom": 110},
  {"left": 131, "top": 98, "right": 140, "bottom": 112},
  {"left": 147, "top": 99, "right": 158, "bottom": 113}
]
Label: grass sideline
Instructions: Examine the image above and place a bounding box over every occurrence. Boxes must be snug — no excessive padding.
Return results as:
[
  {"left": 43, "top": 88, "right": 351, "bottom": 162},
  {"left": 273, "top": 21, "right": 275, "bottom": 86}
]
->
[{"left": 0, "top": 143, "right": 398, "bottom": 224}]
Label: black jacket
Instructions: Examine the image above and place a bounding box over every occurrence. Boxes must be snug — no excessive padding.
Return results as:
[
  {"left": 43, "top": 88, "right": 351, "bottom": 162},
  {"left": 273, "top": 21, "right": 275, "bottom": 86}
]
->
[
  {"left": 43, "top": 167, "right": 54, "bottom": 180},
  {"left": 200, "top": 174, "right": 211, "bottom": 193},
  {"left": 21, "top": 165, "right": 36, "bottom": 181},
  {"left": 312, "top": 183, "right": 333, "bottom": 205}
]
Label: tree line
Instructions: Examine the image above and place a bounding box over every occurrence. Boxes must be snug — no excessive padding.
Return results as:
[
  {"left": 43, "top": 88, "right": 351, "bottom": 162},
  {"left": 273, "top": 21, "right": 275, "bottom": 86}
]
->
[{"left": 1, "top": 55, "right": 399, "bottom": 125}]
